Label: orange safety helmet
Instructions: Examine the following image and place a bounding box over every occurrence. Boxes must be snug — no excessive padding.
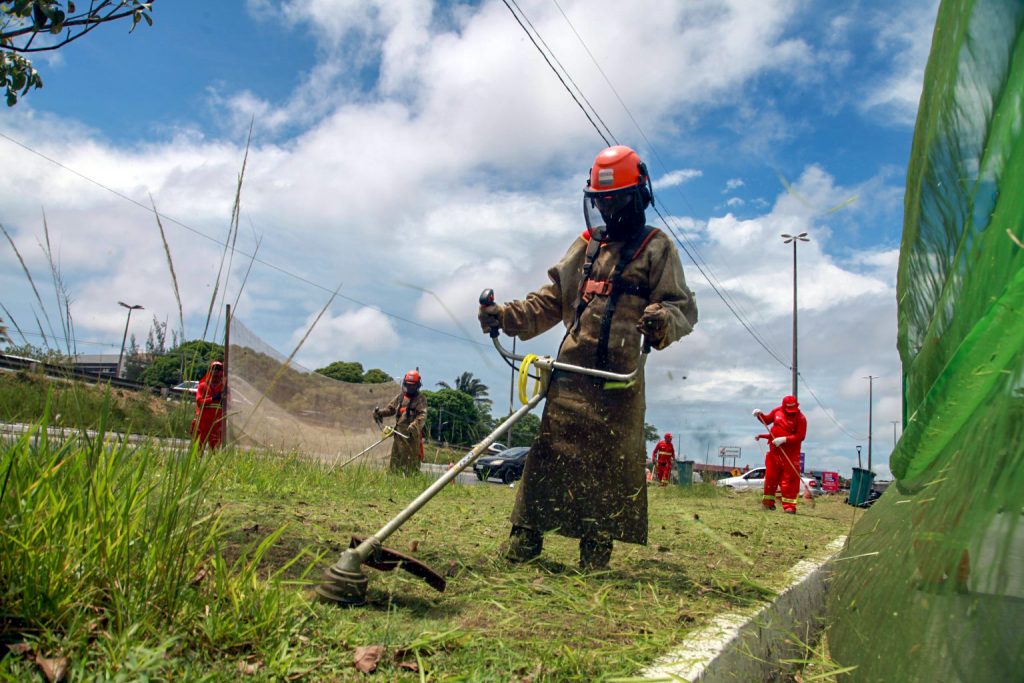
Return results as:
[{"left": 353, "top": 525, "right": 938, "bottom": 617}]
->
[
  {"left": 782, "top": 395, "right": 800, "bottom": 413},
  {"left": 583, "top": 145, "right": 653, "bottom": 240},
  {"left": 403, "top": 370, "right": 422, "bottom": 393},
  {"left": 664, "top": 433, "right": 672, "bottom": 442}
]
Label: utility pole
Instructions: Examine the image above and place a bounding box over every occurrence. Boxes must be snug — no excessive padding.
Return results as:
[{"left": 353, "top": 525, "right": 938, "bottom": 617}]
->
[
  {"left": 116, "top": 301, "right": 144, "bottom": 379},
  {"left": 863, "top": 375, "right": 876, "bottom": 470},
  {"left": 781, "top": 232, "right": 809, "bottom": 397},
  {"left": 890, "top": 420, "right": 900, "bottom": 448}
]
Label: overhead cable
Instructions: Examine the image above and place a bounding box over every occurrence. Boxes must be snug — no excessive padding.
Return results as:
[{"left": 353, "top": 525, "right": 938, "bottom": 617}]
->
[{"left": 0, "top": 131, "right": 488, "bottom": 349}]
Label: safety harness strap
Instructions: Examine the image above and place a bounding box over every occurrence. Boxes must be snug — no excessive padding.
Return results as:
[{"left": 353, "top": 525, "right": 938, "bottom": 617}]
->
[{"left": 596, "top": 226, "right": 658, "bottom": 369}]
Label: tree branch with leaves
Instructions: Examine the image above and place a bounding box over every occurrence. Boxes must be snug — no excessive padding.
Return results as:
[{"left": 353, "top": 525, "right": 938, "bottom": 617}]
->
[{"left": 1, "top": 0, "right": 155, "bottom": 105}]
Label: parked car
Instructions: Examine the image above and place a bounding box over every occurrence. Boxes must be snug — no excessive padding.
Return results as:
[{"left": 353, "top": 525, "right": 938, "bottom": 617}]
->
[
  {"left": 486, "top": 442, "right": 508, "bottom": 455},
  {"left": 172, "top": 378, "right": 199, "bottom": 395},
  {"left": 473, "top": 446, "right": 529, "bottom": 484},
  {"left": 715, "top": 467, "right": 821, "bottom": 495}
]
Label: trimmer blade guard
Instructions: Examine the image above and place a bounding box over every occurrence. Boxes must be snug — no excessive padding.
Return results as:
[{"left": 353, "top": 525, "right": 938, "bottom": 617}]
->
[{"left": 351, "top": 535, "right": 447, "bottom": 592}]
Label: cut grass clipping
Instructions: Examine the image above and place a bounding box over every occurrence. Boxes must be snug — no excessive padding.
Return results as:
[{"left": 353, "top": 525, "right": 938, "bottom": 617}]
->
[{"left": 1, "top": 411, "right": 851, "bottom": 681}]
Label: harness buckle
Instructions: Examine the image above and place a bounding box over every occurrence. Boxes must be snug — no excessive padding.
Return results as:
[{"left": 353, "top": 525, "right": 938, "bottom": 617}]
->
[{"left": 581, "top": 279, "right": 613, "bottom": 302}]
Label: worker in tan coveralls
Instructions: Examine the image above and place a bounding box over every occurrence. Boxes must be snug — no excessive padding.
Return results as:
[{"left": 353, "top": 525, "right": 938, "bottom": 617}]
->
[
  {"left": 373, "top": 370, "right": 427, "bottom": 474},
  {"left": 478, "top": 145, "right": 698, "bottom": 569}
]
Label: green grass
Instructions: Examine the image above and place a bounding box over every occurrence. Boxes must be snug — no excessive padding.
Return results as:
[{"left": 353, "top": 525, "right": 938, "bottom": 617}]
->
[
  {"left": 0, "top": 370, "right": 192, "bottom": 438},
  {"left": 1, "top": 413, "right": 857, "bottom": 681}
]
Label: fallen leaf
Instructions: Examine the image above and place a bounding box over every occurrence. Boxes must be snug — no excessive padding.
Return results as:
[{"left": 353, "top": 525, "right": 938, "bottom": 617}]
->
[
  {"left": 8, "top": 642, "right": 33, "bottom": 656},
  {"left": 191, "top": 566, "right": 209, "bottom": 586},
  {"left": 35, "top": 655, "right": 69, "bottom": 682},
  {"left": 242, "top": 523, "right": 259, "bottom": 533},
  {"left": 693, "top": 513, "right": 700, "bottom": 521},
  {"left": 409, "top": 540, "right": 419, "bottom": 553},
  {"left": 445, "top": 561, "right": 460, "bottom": 578},
  {"left": 397, "top": 660, "right": 418, "bottom": 672},
  {"left": 237, "top": 659, "right": 263, "bottom": 675},
  {"left": 354, "top": 645, "right": 384, "bottom": 674},
  {"left": 729, "top": 531, "right": 749, "bottom": 538}
]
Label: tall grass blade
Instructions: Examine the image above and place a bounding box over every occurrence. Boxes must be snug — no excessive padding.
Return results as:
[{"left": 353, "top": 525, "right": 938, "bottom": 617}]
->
[
  {"left": 0, "top": 300, "right": 28, "bottom": 345},
  {"left": 204, "top": 119, "right": 253, "bottom": 341},
  {"left": 149, "top": 193, "right": 186, "bottom": 344},
  {"left": 40, "top": 209, "right": 73, "bottom": 356},
  {"left": 1, "top": 221, "right": 58, "bottom": 347}
]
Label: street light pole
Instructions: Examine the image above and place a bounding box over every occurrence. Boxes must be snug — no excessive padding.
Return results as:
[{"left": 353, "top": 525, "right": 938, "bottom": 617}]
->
[
  {"left": 781, "top": 232, "right": 809, "bottom": 397},
  {"left": 890, "top": 420, "right": 900, "bottom": 448},
  {"left": 116, "top": 301, "right": 144, "bottom": 379}
]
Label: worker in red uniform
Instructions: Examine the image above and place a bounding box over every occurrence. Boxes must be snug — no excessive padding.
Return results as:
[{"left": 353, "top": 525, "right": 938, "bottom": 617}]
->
[
  {"left": 191, "top": 360, "right": 226, "bottom": 451},
  {"left": 652, "top": 433, "right": 676, "bottom": 486},
  {"left": 753, "top": 395, "right": 807, "bottom": 513}
]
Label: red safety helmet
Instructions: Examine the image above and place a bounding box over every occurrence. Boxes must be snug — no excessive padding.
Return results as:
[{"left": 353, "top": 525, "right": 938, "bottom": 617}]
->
[
  {"left": 782, "top": 395, "right": 800, "bottom": 413},
  {"left": 664, "top": 433, "right": 672, "bottom": 441},
  {"left": 403, "top": 370, "right": 421, "bottom": 388},
  {"left": 583, "top": 145, "right": 653, "bottom": 240},
  {"left": 210, "top": 361, "right": 224, "bottom": 372}
]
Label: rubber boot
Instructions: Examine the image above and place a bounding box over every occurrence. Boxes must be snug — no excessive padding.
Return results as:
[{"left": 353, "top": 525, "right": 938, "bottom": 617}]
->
[
  {"left": 579, "top": 533, "right": 613, "bottom": 570},
  {"left": 504, "top": 525, "right": 543, "bottom": 563}
]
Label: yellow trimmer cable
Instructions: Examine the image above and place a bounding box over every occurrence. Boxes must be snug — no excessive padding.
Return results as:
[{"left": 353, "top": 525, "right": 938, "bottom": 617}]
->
[{"left": 518, "top": 354, "right": 542, "bottom": 404}]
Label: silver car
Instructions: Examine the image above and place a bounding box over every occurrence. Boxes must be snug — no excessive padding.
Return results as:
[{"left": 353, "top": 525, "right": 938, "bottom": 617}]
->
[{"left": 716, "top": 467, "right": 821, "bottom": 495}]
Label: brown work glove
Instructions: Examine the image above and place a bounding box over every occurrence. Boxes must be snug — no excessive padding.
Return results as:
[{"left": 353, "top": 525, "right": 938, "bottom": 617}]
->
[
  {"left": 478, "top": 303, "right": 505, "bottom": 334},
  {"left": 638, "top": 303, "right": 670, "bottom": 346}
]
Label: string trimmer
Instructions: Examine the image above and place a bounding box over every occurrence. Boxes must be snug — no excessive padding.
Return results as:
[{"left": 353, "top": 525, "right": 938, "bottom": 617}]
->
[
  {"left": 316, "top": 289, "right": 651, "bottom": 605},
  {"left": 330, "top": 422, "right": 408, "bottom": 473}
]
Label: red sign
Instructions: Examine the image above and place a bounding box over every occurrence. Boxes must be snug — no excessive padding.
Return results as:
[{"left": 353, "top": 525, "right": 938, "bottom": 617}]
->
[{"left": 821, "top": 471, "right": 840, "bottom": 492}]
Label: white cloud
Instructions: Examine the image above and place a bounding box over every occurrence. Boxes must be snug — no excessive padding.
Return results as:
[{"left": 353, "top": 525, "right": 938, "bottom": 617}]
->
[
  {"left": 726, "top": 197, "right": 745, "bottom": 207},
  {"left": 291, "top": 306, "right": 400, "bottom": 370},
  {"left": 724, "top": 178, "right": 745, "bottom": 192},
  {"left": 653, "top": 169, "right": 702, "bottom": 190}
]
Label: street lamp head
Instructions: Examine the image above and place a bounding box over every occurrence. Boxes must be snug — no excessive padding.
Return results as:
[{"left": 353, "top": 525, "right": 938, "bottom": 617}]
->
[
  {"left": 118, "top": 301, "right": 144, "bottom": 311},
  {"left": 781, "top": 233, "right": 810, "bottom": 244}
]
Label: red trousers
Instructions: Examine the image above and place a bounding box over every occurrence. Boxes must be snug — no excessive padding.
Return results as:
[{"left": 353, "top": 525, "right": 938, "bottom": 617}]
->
[
  {"left": 191, "top": 407, "right": 224, "bottom": 450},
  {"left": 763, "top": 449, "right": 800, "bottom": 511},
  {"left": 655, "top": 459, "right": 673, "bottom": 482}
]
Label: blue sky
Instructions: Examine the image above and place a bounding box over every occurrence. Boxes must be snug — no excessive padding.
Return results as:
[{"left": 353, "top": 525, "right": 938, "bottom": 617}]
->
[{"left": 0, "top": 0, "right": 941, "bottom": 477}]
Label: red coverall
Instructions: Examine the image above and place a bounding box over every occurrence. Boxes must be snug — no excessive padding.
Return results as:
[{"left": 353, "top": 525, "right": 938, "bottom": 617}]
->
[
  {"left": 755, "top": 401, "right": 807, "bottom": 512},
  {"left": 651, "top": 438, "right": 675, "bottom": 484},
  {"left": 191, "top": 366, "right": 225, "bottom": 450}
]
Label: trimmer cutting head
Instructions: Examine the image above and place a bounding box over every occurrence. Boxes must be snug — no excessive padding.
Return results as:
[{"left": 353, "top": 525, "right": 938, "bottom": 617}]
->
[{"left": 316, "top": 536, "right": 447, "bottom": 606}]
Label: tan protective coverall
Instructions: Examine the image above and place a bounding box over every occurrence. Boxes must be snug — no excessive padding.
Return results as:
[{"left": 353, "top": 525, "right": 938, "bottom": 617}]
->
[
  {"left": 378, "top": 392, "right": 427, "bottom": 474},
  {"left": 499, "top": 229, "right": 697, "bottom": 544}
]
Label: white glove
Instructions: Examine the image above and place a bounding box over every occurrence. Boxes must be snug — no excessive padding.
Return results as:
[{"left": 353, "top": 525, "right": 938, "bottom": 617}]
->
[
  {"left": 772, "top": 436, "right": 787, "bottom": 447},
  {"left": 752, "top": 409, "right": 763, "bottom": 417}
]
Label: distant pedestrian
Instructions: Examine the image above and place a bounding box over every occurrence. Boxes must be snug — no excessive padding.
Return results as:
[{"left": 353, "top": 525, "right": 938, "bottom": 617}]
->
[
  {"left": 652, "top": 433, "right": 675, "bottom": 486},
  {"left": 374, "top": 370, "right": 427, "bottom": 474},
  {"left": 191, "top": 360, "right": 225, "bottom": 451}
]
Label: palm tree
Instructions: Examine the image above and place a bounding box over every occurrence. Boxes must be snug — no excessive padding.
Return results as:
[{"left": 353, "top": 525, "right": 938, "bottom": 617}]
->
[{"left": 437, "top": 371, "right": 491, "bottom": 406}]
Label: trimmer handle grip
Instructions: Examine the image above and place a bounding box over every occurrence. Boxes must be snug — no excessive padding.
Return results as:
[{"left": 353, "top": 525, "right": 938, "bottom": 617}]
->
[{"left": 479, "top": 288, "right": 499, "bottom": 338}]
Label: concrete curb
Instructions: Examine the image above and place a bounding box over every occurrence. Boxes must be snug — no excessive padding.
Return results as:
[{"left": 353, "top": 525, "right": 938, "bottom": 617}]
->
[{"left": 637, "top": 536, "right": 847, "bottom": 682}]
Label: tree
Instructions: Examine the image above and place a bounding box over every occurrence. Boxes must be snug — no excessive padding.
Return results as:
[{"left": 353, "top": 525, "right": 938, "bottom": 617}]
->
[
  {"left": 1, "top": 1, "right": 156, "bottom": 106},
  {"left": 315, "top": 361, "right": 364, "bottom": 384},
  {"left": 422, "top": 388, "right": 485, "bottom": 446},
  {"left": 362, "top": 368, "right": 392, "bottom": 384},
  {"left": 437, "top": 371, "right": 491, "bottom": 406},
  {"left": 644, "top": 422, "right": 659, "bottom": 444},
  {"left": 506, "top": 411, "right": 541, "bottom": 447},
  {"left": 139, "top": 339, "right": 222, "bottom": 388}
]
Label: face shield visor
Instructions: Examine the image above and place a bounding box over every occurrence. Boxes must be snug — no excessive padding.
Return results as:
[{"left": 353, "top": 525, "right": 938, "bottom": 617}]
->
[{"left": 583, "top": 186, "right": 639, "bottom": 240}]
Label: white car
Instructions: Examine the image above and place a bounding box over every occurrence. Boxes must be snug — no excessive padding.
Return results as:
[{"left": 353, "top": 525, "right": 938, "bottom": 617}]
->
[{"left": 715, "top": 467, "right": 820, "bottom": 495}]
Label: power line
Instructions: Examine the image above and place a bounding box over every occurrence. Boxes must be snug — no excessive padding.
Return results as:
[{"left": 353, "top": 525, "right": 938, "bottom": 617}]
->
[
  {"left": 0, "top": 131, "right": 488, "bottom": 349},
  {"left": 499, "top": 0, "right": 610, "bottom": 147},
  {"left": 798, "top": 371, "right": 868, "bottom": 441}
]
